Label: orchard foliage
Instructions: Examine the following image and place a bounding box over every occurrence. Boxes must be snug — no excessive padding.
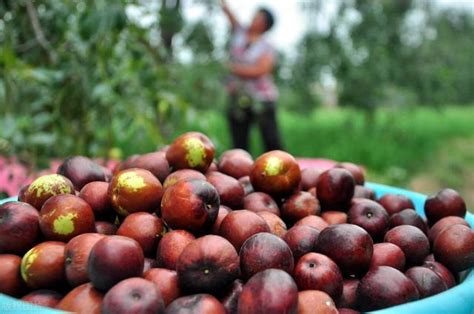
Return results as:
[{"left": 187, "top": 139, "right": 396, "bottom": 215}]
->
[
  {"left": 0, "top": 0, "right": 221, "bottom": 166},
  {"left": 287, "top": 0, "right": 474, "bottom": 111},
  {"left": 0, "top": 0, "right": 472, "bottom": 167}
]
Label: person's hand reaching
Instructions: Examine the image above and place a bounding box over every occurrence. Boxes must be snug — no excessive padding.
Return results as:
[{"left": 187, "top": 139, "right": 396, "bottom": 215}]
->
[{"left": 219, "top": 0, "right": 240, "bottom": 29}]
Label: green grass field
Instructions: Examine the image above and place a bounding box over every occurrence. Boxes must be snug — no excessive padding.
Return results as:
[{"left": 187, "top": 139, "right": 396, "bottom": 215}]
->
[
  {"left": 175, "top": 106, "right": 473, "bottom": 171},
  {"left": 119, "top": 105, "right": 474, "bottom": 207}
]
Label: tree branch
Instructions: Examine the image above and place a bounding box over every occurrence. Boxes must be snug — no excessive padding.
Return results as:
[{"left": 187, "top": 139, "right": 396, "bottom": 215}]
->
[
  {"left": 25, "top": 0, "right": 57, "bottom": 62},
  {"left": 137, "top": 36, "right": 165, "bottom": 65}
]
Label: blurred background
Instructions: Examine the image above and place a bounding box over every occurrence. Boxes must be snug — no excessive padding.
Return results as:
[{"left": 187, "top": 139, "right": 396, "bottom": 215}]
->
[{"left": 0, "top": 0, "right": 473, "bottom": 206}]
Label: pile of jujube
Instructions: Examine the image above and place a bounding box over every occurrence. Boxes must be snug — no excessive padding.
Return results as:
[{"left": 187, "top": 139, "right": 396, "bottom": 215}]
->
[{"left": 0, "top": 131, "right": 473, "bottom": 314}]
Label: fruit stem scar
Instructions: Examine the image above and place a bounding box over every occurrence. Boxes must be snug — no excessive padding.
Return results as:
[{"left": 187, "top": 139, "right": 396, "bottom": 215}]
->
[
  {"left": 184, "top": 138, "right": 206, "bottom": 167},
  {"left": 132, "top": 292, "right": 141, "bottom": 300},
  {"left": 264, "top": 157, "right": 283, "bottom": 176}
]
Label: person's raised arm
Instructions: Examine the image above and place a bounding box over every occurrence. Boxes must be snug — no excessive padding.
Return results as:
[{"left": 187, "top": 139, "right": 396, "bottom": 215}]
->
[
  {"left": 220, "top": 0, "right": 240, "bottom": 30},
  {"left": 230, "top": 53, "right": 274, "bottom": 79}
]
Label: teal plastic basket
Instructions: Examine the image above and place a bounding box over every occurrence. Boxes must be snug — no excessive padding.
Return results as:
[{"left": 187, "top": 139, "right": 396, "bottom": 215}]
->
[{"left": 1, "top": 182, "right": 473, "bottom": 313}]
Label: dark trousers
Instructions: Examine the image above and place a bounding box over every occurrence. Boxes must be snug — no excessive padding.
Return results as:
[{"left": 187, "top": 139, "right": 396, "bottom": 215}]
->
[{"left": 227, "top": 98, "right": 283, "bottom": 152}]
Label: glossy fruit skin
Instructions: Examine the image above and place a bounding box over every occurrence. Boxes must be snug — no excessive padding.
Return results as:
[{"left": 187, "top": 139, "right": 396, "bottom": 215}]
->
[
  {"left": 356, "top": 266, "right": 419, "bottom": 311},
  {"left": 321, "top": 211, "right": 348, "bottom": 225},
  {"left": 422, "top": 261, "right": 456, "bottom": 288},
  {"left": 206, "top": 171, "right": 245, "bottom": 209},
  {"left": 18, "top": 184, "right": 29, "bottom": 203},
  {"left": 281, "top": 191, "right": 320, "bottom": 223},
  {"left": 56, "top": 283, "right": 104, "bottom": 314},
  {"left": 39, "top": 194, "right": 95, "bottom": 242},
  {"left": 316, "top": 224, "right": 373, "bottom": 277},
  {"left": 23, "top": 174, "right": 75, "bottom": 210},
  {"left": 283, "top": 225, "right": 320, "bottom": 262},
  {"left": 433, "top": 224, "right": 474, "bottom": 272},
  {"left": 353, "top": 185, "right": 376, "bottom": 200},
  {"left": 65, "top": 233, "right": 105, "bottom": 287},
  {"left": 122, "top": 151, "right": 171, "bottom": 183},
  {"left": 405, "top": 266, "right": 448, "bottom": 299},
  {"left": 156, "top": 230, "right": 195, "bottom": 270},
  {"left": 237, "top": 269, "right": 298, "bottom": 314},
  {"left": 316, "top": 168, "right": 355, "bottom": 211},
  {"left": 347, "top": 199, "right": 389, "bottom": 241},
  {"left": 384, "top": 225, "right": 430, "bottom": 266},
  {"left": 298, "top": 290, "right": 338, "bottom": 314},
  {"left": 369, "top": 242, "right": 406, "bottom": 271},
  {"left": 95, "top": 221, "right": 117, "bottom": 235},
  {"left": 293, "top": 252, "right": 343, "bottom": 300},
  {"left": 57, "top": 156, "right": 106, "bottom": 190},
  {"left": 161, "top": 179, "right": 219, "bottom": 234},
  {"left": 257, "top": 211, "right": 287, "bottom": 238},
  {"left": 22, "top": 289, "right": 63, "bottom": 308},
  {"left": 20, "top": 241, "right": 66, "bottom": 290},
  {"left": 389, "top": 209, "right": 428, "bottom": 234},
  {"left": 144, "top": 268, "right": 182, "bottom": 306},
  {"left": 108, "top": 168, "right": 163, "bottom": 217},
  {"left": 101, "top": 277, "right": 165, "bottom": 314},
  {"left": 337, "top": 279, "right": 359, "bottom": 309},
  {"left": 166, "top": 132, "right": 216, "bottom": 173},
  {"left": 294, "top": 215, "right": 328, "bottom": 231},
  {"left": 240, "top": 232, "right": 294, "bottom": 280},
  {"left": 250, "top": 150, "right": 301, "bottom": 197},
  {"left": 335, "top": 162, "right": 365, "bottom": 185},
  {"left": 166, "top": 294, "right": 226, "bottom": 314},
  {"left": 428, "top": 216, "right": 469, "bottom": 245},
  {"left": 219, "top": 210, "right": 270, "bottom": 251},
  {"left": 117, "top": 212, "right": 165, "bottom": 256},
  {"left": 0, "top": 254, "right": 25, "bottom": 296},
  {"left": 0, "top": 201, "right": 40, "bottom": 254},
  {"left": 218, "top": 149, "right": 254, "bottom": 179},
  {"left": 118, "top": 158, "right": 139, "bottom": 176},
  {"left": 87, "top": 236, "right": 144, "bottom": 291},
  {"left": 243, "top": 192, "right": 280, "bottom": 216},
  {"left": 424, "top": 188, "right": 467, "bottom": 225},
  {"left": 115, "top": 155, "right": 139, "bottom": 175},
  {"left": 378, "top": 194, "right": 414, "bottom": 216},
  {"left": 79, "top": 181, "right": 112, "bottom": 216},
  {"left": 300, "top": 167, "right": 324, "bottom": 191},
  {"left": 162, "top": 169, "right": 206, "bottom": 190},
  {"left": 176, "top": 235, "right": 240, "bottom": 293}
]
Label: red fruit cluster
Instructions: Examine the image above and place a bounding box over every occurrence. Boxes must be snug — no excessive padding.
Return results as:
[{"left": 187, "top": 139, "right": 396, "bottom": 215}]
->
[{"left": 0, "top": 131, "right": 473, "bottom": 313}]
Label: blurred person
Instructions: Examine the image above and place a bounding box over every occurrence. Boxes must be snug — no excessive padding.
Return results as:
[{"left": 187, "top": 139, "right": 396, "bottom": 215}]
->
[{"left": 220, "top": 0, "right": 283, "bottom": 152}]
